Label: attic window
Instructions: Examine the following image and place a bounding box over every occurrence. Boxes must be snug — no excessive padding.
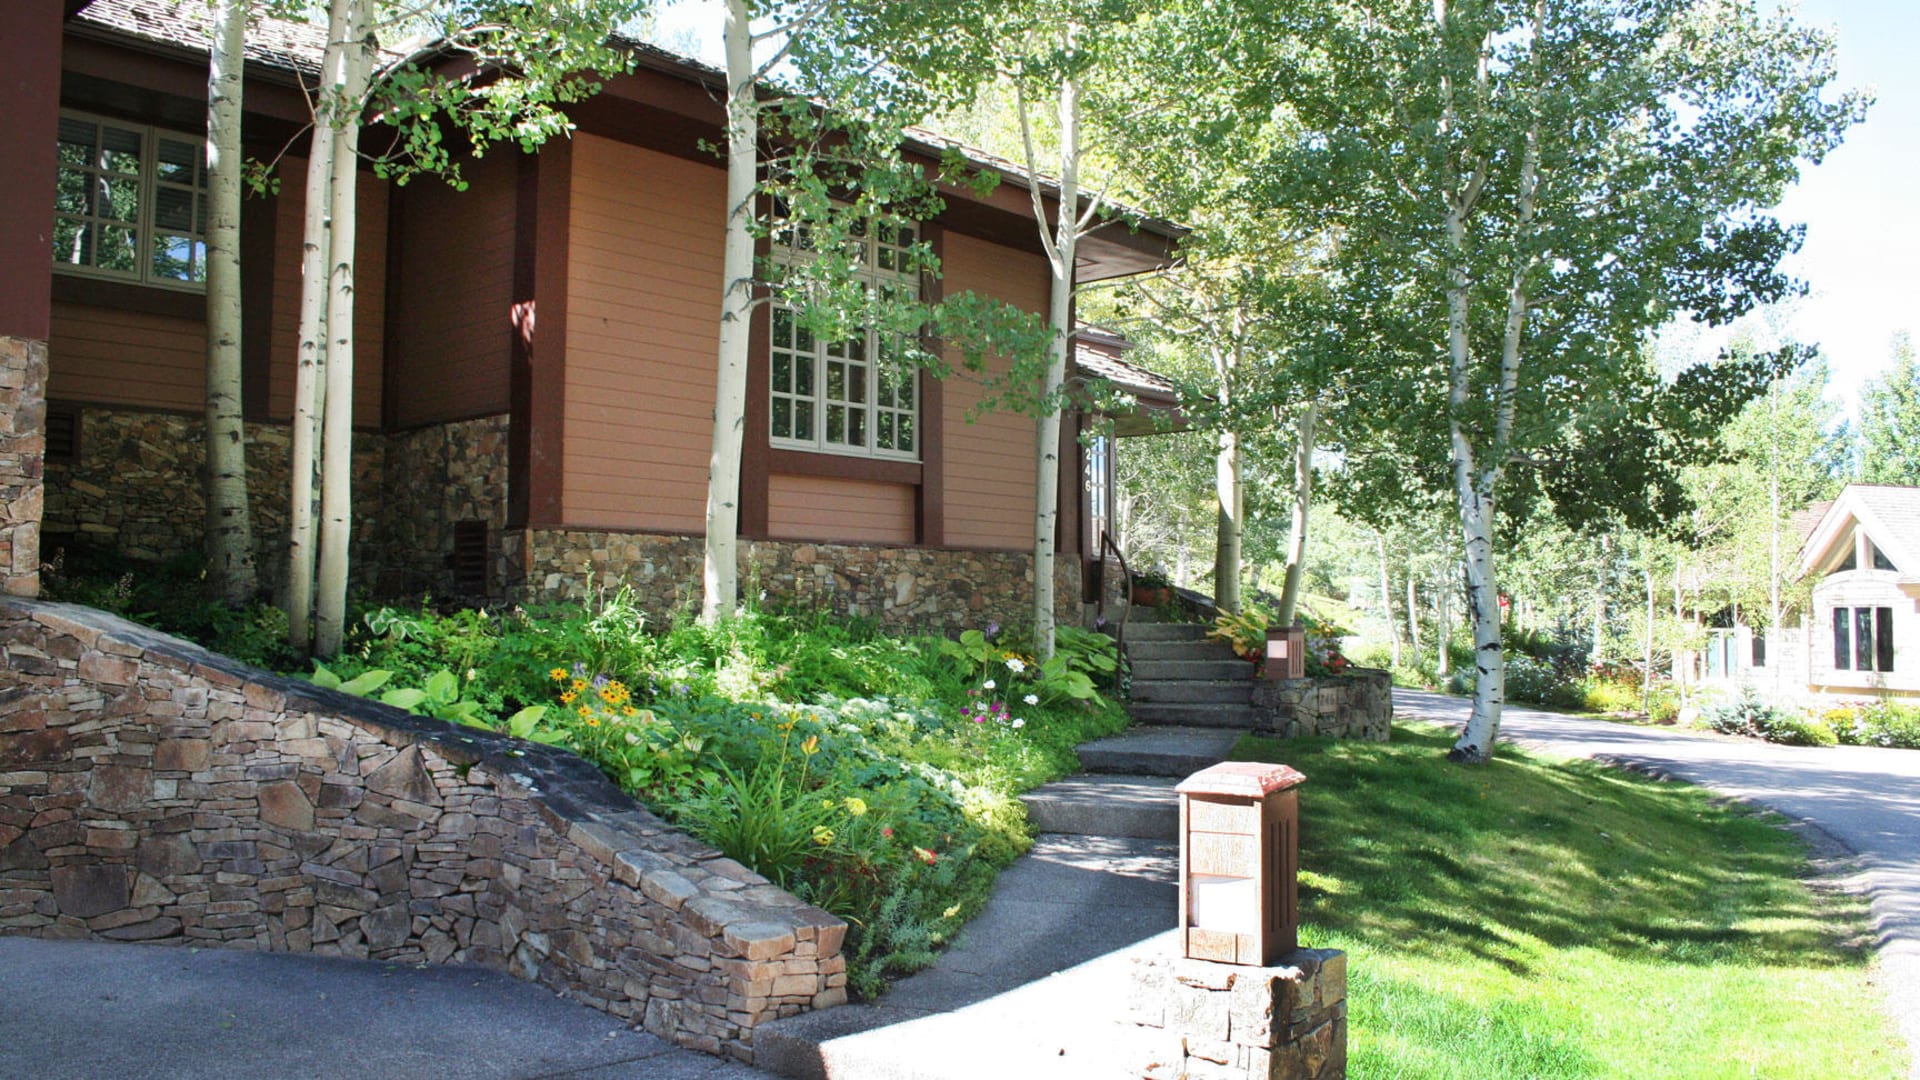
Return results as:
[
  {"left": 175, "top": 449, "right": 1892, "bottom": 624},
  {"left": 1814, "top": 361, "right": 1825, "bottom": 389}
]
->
[
  {"left": 1871, "top": 542, "right": 1896, "bottom": 572},
  {"left": 451, "top": 521, "right": 488, "bottom": 594}
]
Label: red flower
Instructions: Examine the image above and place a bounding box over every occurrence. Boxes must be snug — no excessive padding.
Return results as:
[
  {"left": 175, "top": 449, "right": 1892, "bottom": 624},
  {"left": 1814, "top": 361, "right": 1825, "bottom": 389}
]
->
[
  {"left": 913, "top": 846, "right": 938, "bottom": 865},
  {"left": 882, "top": 827, "right": 894, "bottom": 838}
]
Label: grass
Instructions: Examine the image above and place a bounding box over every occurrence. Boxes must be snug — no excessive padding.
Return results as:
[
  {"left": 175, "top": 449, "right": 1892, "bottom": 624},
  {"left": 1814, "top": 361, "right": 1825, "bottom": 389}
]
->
[{"left": 1232, "top": 722, "right": 1909, "bottom": 1079}]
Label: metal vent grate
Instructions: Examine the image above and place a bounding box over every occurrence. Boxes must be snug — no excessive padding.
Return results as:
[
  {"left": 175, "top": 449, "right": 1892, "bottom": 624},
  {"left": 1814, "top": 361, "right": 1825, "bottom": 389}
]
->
[
  {"left": 44, "top": 405, "right": 78, "bottom": 463},
  {"left": 452, "top": 520, "right": 488, "bottom": 594}
]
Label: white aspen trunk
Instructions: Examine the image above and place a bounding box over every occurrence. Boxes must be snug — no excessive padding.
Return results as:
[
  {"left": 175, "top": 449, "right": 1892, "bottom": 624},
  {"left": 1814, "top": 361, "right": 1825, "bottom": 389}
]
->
[
  {"left": 313, "top": 0, "right": 370, "bottom": 659},
  {"left": 1378, "top": 530, "right": 1401, "bottom": 668},
  {"left": 1030, "top": 70, "right": 1080, "bottom": 662},
  {"left": 1767, "top": 382, "right": 1783, "bottom": 692},
  {"left": 286, "top": 6, "right": 347, "bottom": 652},
  {"left": 1275, "top": 400, "right": 1318, "bottom": 628},
  {"left": 204, "top": 0, "right": 254, "bottom": 605},
  {"left": 1435, "top": 545, "right": 1453, "bottom": 678},
  {"left": 1671, "top": 566, "right": 1685, "bottom": 697},
  {"left": 1407, "top": 572, "right": 1421, "bottom": 658},
  {"left": 1644, "top": 561, "right": 1656, "bottom": 717},
  {"left": 1213, "top": 427, "right": 1241, "bottom": 615},
  {"left": 1592, "top": 532, "right": 1610, "bottom": 661},
  {"left": 1444, "top": 200, "right": 1504, "bottom": 760},
  {"left": 702, "top": 0, "right": 756, "bottom": 625}
]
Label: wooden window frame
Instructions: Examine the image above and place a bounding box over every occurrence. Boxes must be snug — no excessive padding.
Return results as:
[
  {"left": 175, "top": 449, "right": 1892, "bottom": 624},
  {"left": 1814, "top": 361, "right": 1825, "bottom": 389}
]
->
[
  {"left": 766, "top": 221, "right": 922, "bottom": 464},
  {"left": 53, "top": 109, "right": 209, "bottom": 293}
]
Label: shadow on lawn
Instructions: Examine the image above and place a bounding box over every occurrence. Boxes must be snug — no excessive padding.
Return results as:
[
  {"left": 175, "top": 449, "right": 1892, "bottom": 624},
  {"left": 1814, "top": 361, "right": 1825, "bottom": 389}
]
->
[{"left": 1234, "top": 725, "right": 1869, "bottom": 979}]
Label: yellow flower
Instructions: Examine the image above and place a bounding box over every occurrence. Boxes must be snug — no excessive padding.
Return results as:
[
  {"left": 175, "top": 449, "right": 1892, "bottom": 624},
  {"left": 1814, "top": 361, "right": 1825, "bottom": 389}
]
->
[
  {"left": 571, "top": 679, "right": 587, "bottom": 693},
  {"left": 577, "top": 705, "right": 592, "bottom": 718},
  {"left": 549, "top": 668, "right": 567, "bottom": 681},
  {"left": 587, "top": 718, "right": 600, "bottom": 727},
  {"left": 844, "top": 797, "right": 867, "bottom": 817},
  {"left": 622, "top": 705, "right": 639, "bottom": 717},
  {"left": 801, "top": 735, "right": 820, "bottom": 756},
  {"left": 811, "top": 825, "right": 835, "bottom": 846},
  {"left": 559, "top": 690, "right": 576, "bottom": 704}
]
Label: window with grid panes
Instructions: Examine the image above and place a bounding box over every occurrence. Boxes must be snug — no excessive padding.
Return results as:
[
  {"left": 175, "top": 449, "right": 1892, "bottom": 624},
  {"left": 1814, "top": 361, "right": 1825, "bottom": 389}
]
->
[
  {"left": 54, "top": 111, "right": 209, "bottom": 289},
  {"left": 768, "top": 220, "right": 920, "bottom": 460}
]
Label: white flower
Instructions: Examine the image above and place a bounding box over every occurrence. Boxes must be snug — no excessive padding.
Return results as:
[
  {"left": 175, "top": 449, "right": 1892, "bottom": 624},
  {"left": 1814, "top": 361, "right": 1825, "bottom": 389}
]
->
[
  {"left": 1012, "top": 718, "right": 1026, "bottom": 729},
  {"left": 1005, "top": 657, "right": 1027, "bottom": 673},
  {"left": 1023, "top": 694, "right": 1039, "bottom": 706},
  {"left": 983, "top": 679, "right": 996, "bottom": 690}
]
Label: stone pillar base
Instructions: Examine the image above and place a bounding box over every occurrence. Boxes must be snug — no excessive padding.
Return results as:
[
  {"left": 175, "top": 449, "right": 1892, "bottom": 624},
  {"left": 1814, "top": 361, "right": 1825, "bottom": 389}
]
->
[
  {"left": 1127, "top": 948, "right": 1347, "bottom": 1080},
  {"left": 1, "top": 334, "right": 48, "bottom": 598}
]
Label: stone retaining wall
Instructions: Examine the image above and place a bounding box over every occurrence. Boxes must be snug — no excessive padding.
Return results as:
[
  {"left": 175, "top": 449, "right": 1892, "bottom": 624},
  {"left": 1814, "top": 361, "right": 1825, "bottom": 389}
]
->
[
  {"left": 0, "top": 598, "right": 845, "bottom": 1063},
  {"left": 1, "top": 336, "right": 45, "bottom": 598},
  {"left": 1128, "top": 949, "right": 1348, "bottom": 1079},
  {"left": 513, "top": 528, "right": 1085, "bottom": 636},
  {"left": 1251, "top": 670, "right": 1392, "bottom": 742}
]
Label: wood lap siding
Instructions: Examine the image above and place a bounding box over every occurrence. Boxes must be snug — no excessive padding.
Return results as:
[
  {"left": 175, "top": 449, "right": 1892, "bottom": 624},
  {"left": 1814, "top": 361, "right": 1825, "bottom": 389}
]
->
[
  {"left": 389, "top": 152, "right": 514, "bottom": 427},
  {"left": 939, "top": 232, "right": 1049, "bottom": 550},
  {"left": 767, "top": 475, "right": 915, "bottom": 544},
  {"left": 48, "top": 302, "right": 203, "bottom": 409},
  {"left": 561, "top": 135, "right": 723, "bottom": 532},
  {"left": 267, "top": 158, "right": 389, "bottom": 426}
]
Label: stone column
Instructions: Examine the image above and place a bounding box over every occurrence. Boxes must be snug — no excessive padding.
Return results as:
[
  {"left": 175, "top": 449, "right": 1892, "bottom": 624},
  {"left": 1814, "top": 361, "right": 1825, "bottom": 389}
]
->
[
  {"left": 1129, "top": 949, "right": 1348, "bottom": 1080},
  {"left": 0, "top": 1, "right": 62, "bottom": 598},
  {"left": 1, "top": 338, "right": 48, "bottom": 596}
]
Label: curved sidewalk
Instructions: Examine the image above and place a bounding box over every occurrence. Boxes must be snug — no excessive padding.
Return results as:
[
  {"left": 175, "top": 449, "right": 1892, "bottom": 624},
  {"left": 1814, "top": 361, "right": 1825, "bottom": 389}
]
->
[{"left": 1396, "top": 688, "right": 1920, "bottom": 1078}]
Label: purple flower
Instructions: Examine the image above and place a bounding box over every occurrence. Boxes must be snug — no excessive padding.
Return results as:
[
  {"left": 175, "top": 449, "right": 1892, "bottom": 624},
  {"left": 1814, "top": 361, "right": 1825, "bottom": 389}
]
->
[{"left": 985, "top": 621, "right": 1000, "bottom": 640}]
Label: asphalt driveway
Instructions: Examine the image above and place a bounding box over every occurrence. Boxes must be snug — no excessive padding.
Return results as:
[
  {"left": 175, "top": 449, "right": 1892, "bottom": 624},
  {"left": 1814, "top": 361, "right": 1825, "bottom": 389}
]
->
[{"left": 1395, "top": 688, "right": 1920, "bottom": 1077}]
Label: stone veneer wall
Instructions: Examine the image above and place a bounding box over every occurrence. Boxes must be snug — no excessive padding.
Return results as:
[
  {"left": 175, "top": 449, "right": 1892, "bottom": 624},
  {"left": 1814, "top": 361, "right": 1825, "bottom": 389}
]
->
[
  {"left": 511, "top": 528, "right": 1086, "bottom": 636},
  {"left": 40, "top": 408, "right": 510, "bottom": 600},
  {"left": 1250, "top": 670, "right": 1392, "bottom": 742},
  {"left": 0, "top": 598, "right": 846, "bottom": 1062},
  {"left": 1, "top": 336, "right": 46, "bottom": 598},
  {"left": 375, "top": 415, "right": 511, "bottom": 599},
  {"left": 42, "top": 409, "right": 382, "bottom": 591}
]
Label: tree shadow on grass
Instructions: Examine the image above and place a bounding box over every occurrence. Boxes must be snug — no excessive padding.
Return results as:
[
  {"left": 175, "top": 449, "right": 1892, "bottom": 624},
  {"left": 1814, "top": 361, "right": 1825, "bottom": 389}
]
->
[{"left": 1234, "top": 725, "right": 1873, "bottom": 979}]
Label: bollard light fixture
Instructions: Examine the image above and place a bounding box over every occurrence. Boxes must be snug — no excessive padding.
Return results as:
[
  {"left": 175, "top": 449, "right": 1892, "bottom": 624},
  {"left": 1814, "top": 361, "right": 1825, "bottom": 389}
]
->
[{"left": 1176, "top": 760, "right": 1306, "bottom": 966}]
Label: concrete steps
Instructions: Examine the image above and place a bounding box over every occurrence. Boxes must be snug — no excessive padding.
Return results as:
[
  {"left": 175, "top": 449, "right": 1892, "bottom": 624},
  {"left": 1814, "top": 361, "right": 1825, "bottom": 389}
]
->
[
  {"left": 1130, "top": 658, "right": 1252, "bottom": 682},
  {"left": 1125, "top": 702, "right": 1262, "bottom": 729},
  {"left": 1018, "top": 775, "right": 1180, "bottom": 840},
  {"left": 1076, "top": 726, "right": 1241, "bottom": 777},
  {"left": 1130, "top": 678, "right": 1253, "bottom": 705}
]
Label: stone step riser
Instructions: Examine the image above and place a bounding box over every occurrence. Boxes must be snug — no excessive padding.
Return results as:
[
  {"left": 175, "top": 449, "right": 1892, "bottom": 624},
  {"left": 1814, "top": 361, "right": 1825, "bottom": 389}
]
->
[
  {"left": 1076, "top": 749, "right": 1220, "bottom": 777},
  {"left": 1130, "top": 660, "right": 1252, "bottom": 682},
  {"left": 1116, "top": 622, "right": 1211, "bottom": 642},
  {"left": 1129, "top": 680, "right": 1253, "bottom": 705},
  {"left": 1019, "top": 796, "right": 1179, "bottom": 841},
  {"left": 1127, "top": 641, "right": 1240, "bottom": 663},
  {"left": 1125, "top": 704, "right": 1260, "bottom": 729}
]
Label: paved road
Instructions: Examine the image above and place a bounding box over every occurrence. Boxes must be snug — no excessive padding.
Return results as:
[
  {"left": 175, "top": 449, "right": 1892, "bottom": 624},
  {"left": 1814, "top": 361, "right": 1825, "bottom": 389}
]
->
[
  {"left": 1396, "top": 688, "right": 1920, "bottom": 1077},
  {"left": 0, "top": 935, "right": 774, "bottom": 1080}
]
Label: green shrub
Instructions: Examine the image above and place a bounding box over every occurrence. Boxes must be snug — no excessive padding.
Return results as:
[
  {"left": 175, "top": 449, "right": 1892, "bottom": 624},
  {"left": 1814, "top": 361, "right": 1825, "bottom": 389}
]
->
[
  {"left": 1826, "top": 701, "right": 1920, "bottom": 749},
  {"left": 1702, "top": 687, "right": 1837, "bottom": 747}
]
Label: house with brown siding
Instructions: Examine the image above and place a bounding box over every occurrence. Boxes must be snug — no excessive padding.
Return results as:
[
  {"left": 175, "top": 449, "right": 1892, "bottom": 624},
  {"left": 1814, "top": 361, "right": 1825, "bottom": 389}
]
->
[{"left": 6, "top": 0, "right": 1182, "bottom": 634}]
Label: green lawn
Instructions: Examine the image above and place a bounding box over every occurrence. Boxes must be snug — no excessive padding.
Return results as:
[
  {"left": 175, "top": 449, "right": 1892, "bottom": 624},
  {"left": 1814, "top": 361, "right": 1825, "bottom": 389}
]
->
[{"left": 1232, "top": 723, "right": 1909, "bottom": 1079}]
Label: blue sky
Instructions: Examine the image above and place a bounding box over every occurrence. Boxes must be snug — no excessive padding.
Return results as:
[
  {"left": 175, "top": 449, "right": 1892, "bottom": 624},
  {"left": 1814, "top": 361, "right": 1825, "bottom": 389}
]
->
[{"left": 1770, "top": 0, "right": 1917, "bottom": 414}]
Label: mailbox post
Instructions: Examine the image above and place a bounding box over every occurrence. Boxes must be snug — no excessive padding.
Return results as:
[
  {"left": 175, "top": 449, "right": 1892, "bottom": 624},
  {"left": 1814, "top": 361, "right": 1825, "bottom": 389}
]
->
[{"left": 1176, "top": 760, "right": 1306, "bottom": 967}]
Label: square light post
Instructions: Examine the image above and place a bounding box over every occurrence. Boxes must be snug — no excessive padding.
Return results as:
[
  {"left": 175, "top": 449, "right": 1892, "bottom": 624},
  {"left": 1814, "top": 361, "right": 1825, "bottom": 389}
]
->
[
  {"left": 1176, "top": 761, "right": 1306, "bottom": 967},
  {"left": 1264, "top": 623, "right": 1306, "bottom": 681}
]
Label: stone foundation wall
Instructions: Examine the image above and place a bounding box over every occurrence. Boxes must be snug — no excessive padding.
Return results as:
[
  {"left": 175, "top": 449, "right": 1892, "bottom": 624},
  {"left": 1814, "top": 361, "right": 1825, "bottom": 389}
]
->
[
  {"left": 1128, "top": 950, "right": 1348, "bottom": 1080},
  {"left": 40, "top": 407, "right": 512, "bottom": 602},
  {"left": 41, "top": 409, "right": 383, "bottom": 592},
  {"left": 1251, "top": 670, "right": 1392, "bottom": 742},
  {"left": 0, "top": 598, "right": 845, "bottom": 1062},
  {"left": 376, "top": 415, "right": 511, "bottom": 599},
  {"left": 1, "top": 336, "right": 46, "bottom": 598},
  {"left": 514, "top": 528, "right": 1085, "bottom": 636}
]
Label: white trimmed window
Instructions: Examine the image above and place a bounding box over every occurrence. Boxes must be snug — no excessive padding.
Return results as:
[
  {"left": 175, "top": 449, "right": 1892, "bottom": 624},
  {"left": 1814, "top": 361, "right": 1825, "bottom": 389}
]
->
[
  {"left": 768, "top": 220, "right": 920, "bottom": 460},
  {"left": 54, "top": 111, "right": 209, "bottom": 290}
]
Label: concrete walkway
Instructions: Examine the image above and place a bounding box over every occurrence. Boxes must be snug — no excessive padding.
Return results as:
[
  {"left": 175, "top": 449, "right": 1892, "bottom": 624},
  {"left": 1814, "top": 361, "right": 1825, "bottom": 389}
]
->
[
  {"left": 0, "top": 936, "right": 774, "bottom": 1080},
  {"left": 1396, "top": 688, "right": 1920, "bottom": 1078}
]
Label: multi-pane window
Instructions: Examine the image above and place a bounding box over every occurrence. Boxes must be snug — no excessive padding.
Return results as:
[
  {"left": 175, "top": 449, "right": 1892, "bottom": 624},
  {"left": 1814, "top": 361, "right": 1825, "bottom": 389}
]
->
[
  {"left": 768, "top": 220, "right": 920, "bottom": 460},
  {"left": 1833, "top": 606, "right": 1895, "bottom": 672},
  {"left": 54, "top": 112, "right": 209, "bottom": 289}
]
